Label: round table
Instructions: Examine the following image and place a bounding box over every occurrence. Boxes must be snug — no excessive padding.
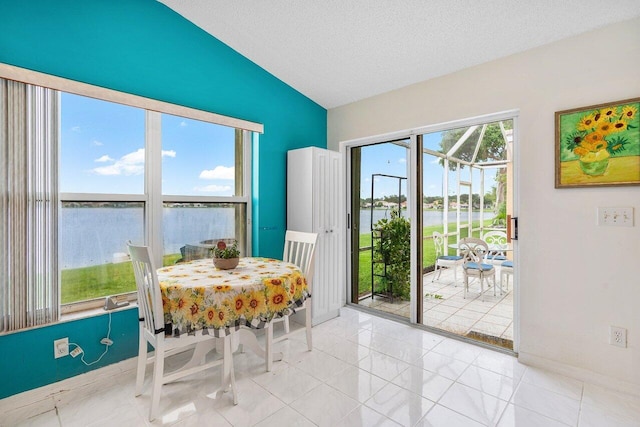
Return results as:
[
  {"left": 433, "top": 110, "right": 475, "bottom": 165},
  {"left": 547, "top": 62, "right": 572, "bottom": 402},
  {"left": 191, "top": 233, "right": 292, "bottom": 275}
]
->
[{"left": 157, "top": 257, "right": 308, "bottom": 337}]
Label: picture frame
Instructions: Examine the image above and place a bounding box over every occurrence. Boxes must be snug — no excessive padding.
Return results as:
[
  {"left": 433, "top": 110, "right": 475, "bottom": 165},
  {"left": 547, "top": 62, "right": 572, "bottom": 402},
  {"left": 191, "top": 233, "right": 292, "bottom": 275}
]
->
[{"left": 555, "top": 97, "right": 640, "bottom": 188}]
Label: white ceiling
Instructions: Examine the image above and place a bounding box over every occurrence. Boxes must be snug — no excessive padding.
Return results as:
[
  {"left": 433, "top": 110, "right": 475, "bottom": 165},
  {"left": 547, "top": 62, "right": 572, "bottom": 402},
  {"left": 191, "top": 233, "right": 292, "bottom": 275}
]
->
[{"left": 160, "top": 0, "right": 640, "bottom": 109}]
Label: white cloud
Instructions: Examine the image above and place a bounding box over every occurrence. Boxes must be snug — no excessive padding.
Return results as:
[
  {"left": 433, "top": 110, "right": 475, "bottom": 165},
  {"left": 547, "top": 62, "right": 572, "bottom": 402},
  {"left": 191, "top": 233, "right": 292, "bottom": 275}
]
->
[
  {"left": 71, "top": 126, "right": 81, "bottom": 133},
  {"left": 398, "top": 158, "right": 406, "bottom": 163},
  {"left": 92, "top": 140, "right": 103, "bottom": 146},
  {"left": 91, "top": 149, "right": 175, "bottom": 176},
  {"left": 179, "top": 121, "right": 187, "bottom": 127},
  {"left": 91, "top": 148, "right": 144, "bottom": 176},
  {"left": 95, "top": 155, "right": 114, "bottom": 163},
  {"left": 199, "top": 166, "right": 234, "bottom": 180},
  {"left": 194, "top": 184, "right": 232, "bottom": 193}
]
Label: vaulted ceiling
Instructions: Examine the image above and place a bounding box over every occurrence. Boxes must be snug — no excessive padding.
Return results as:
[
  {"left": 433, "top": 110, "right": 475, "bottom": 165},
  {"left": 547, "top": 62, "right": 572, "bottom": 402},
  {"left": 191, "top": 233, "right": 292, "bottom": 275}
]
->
[{"left": 160, "top": 0, "right": 640, "bottom": 109}]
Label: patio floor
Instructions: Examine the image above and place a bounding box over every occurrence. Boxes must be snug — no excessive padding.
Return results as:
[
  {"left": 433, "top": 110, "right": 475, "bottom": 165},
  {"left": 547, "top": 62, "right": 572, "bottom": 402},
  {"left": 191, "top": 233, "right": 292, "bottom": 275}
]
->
[{"left": 358, "top": 266, "right": 514, "bottom": 350}]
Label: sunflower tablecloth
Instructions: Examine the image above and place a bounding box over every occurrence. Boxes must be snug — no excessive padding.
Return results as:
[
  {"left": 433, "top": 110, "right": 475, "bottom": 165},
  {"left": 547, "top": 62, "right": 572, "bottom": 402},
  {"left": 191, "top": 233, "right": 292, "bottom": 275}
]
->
[{"left": 157, "top": 257, "right": 309, "bottom": 338}]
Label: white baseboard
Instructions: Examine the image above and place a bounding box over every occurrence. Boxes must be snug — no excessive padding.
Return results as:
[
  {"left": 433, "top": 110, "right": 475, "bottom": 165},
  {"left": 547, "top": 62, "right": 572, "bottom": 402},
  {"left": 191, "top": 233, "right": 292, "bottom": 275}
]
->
[{"left": 518, "top": 351, "right": 640, "bottom": 397}]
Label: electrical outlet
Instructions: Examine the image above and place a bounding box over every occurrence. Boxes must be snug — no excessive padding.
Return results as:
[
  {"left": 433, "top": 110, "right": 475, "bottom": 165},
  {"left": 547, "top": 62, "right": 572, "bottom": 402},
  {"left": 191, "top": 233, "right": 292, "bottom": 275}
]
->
[
  {"left": 54, "top": 337, "right": 69, "bottom": 358},
  {"left": 597, "top": 207, "right": 634, "bottom": 227},
  {"left": 610, "top": 326, "right": 627, "bottom": 348}
]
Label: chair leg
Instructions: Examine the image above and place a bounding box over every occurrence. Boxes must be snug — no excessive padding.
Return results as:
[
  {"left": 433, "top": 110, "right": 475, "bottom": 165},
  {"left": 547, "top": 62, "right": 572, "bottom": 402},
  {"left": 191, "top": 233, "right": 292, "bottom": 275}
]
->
[
  {"left": 149, "top": 340, "right": 165, "bottom": 422},
  {"left": 436, "top": 265, "right": 442, "bottom": 280},
  {"left": 284, "top": 315, "right": 290, "bottom": 334},
  {"left": 463, "top": 276, "right": 468, "bottom": 299},
  {"left": 223, "top": 336, "right": 238, "bottom": 405},
  {"left": 305, "top": 303, "right": 312, "bottom": 351},
  {"left": 135, "top": 325, "right": 147, "bottom": 396},
  {"left": 266, "top": 322, "right": 273, "bottom": 372}
]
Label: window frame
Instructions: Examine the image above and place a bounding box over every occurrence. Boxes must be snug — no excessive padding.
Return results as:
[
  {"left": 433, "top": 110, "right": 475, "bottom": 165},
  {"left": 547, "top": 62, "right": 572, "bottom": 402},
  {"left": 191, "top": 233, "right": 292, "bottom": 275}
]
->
[{"left": 0, "top": 63, "right": 261, "bottom": 315}]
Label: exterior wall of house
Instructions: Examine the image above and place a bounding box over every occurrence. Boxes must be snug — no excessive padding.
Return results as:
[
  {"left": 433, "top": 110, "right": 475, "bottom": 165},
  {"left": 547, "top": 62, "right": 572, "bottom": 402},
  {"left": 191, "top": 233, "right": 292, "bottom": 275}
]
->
[
  {"left": 328, "top": 18, "right": 640, "bottom": 390},
  {"left": 0, "top": 0, "right": 326, "bottom": 398}
]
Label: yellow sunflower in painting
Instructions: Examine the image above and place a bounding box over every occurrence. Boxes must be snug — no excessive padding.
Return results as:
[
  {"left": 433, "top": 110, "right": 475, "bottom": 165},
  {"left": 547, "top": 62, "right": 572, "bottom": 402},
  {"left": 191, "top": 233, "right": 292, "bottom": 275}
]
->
[
  {"left": 600, "top": 106, "right": 617, "bottom": 120},
  {"left": 576, "top": 114, "right": 596, "bottom": 131},
  {"left": 611, "top": 119, "right": 627, "bottom": 133},
  {"left": 621, "top": 104, "right": 637, "bottom": 121}
]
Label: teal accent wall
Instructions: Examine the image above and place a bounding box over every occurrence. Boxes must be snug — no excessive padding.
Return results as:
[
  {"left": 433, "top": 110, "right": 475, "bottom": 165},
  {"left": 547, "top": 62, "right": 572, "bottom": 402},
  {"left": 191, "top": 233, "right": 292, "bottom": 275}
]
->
[{"left": 0, "top": 0, "right": 326, "bottom": 398}]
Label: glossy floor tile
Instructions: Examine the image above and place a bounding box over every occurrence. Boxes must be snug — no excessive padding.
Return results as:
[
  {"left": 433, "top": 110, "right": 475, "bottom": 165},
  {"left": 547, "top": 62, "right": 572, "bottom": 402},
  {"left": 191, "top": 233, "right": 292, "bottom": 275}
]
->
[{"left": 1, "top": 306, "right": 639, "bottom": 426}]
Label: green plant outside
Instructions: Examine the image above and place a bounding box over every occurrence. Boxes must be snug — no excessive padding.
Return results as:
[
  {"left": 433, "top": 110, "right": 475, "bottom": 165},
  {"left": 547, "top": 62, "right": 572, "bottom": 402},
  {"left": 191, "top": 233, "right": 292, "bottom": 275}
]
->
[
  {"left": 372, "top": 211, "right": 411, "bottom": 300},
  {"left": 358, "top": 219, "right": 491, "bottom": 298}
]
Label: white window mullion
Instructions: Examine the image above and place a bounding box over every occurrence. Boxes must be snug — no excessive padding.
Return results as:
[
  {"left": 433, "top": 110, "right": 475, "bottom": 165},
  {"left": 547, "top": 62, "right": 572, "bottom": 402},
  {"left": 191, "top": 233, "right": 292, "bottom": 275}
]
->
[{"left": 146, "top": 111, "right": 163, "bottom": 267}]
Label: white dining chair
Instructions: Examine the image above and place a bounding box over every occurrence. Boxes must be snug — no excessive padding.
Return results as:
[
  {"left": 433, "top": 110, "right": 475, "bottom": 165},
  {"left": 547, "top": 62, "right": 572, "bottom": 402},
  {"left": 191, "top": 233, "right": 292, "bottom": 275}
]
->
[
  {"left": 266, "top": 230, "right": 318, "bottom": 371},
  {"left": 127, "top": 241, "right": 237, "bottom": 421},
  {"left": 431, "top": 231, "right": 464, "bottom": 284},
  {"left": 459, "top": 237, "right": 497, "bottom": 301},
  {"left": 482, "top": 230, "right": 508, "bottom": 266}
]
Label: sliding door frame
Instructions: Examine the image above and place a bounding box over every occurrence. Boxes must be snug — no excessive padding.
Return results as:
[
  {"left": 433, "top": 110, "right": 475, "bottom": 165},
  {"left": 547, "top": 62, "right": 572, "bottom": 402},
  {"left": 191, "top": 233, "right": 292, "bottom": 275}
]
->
[{"left": 340, "top": 108, "right": 520, "bottom": 353}]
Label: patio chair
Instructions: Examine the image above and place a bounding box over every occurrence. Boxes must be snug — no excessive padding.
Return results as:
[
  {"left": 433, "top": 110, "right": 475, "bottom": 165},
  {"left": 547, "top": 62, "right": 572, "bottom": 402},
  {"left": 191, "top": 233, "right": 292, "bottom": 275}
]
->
[
  {"left": 266, "top": 230, "right": 318, "bottom": 371},
  {"left": 500, "top": 260, "right": 513, "bottom": 291},
  {"left": 482, "top": 230, "right": 508, "bottom": 266},
  {"left": 127, "top": 241, "right": 238, "bottom": 421},
  {"left": 459, "top": 237, "right": 497, "bottom": 301},
  {"left": 431, "top": 231, "right": 464, "bottom": 284}
]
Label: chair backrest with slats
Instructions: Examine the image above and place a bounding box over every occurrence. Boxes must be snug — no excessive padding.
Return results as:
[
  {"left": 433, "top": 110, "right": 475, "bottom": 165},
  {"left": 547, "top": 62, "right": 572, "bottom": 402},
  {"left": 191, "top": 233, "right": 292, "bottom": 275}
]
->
[
  {"left": 282, "top": 231, "right": 318, "bottom": 292},
  {"left": 127, "top": 241, "right": 165, "bottom": 336}
]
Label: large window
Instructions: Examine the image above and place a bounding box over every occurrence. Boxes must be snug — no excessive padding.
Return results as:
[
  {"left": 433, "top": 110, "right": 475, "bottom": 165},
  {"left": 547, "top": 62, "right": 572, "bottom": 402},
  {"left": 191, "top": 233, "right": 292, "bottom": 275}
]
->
[
  {"left": 1, "top": 65, "right": 261, "bottom": 328},
  {"left": 59, "top": 95, "right": 252, "bottom": 310}
]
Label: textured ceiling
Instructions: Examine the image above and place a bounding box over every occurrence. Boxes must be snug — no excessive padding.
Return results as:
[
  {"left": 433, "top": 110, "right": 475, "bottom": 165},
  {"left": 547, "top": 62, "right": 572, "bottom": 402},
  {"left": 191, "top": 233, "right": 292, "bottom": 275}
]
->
[{"left": 160, "top": 0, "right": 640, "bottom": 109}]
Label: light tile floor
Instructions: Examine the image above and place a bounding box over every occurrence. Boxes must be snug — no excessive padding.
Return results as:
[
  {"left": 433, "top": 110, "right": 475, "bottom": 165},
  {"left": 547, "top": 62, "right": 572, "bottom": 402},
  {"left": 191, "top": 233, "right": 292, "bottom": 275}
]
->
[
  {"left": 2, "top": 307, "right": 639, "bottom": 426},
  {"left": 360, "top": 267, "right": 514, "bottom": 347}
]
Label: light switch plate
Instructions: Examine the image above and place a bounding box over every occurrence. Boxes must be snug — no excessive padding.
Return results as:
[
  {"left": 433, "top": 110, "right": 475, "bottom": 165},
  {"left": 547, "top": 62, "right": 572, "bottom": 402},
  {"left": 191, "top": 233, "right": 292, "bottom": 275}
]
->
[{"left": 597, "top": 207, "right": 634, "bottom": 226}]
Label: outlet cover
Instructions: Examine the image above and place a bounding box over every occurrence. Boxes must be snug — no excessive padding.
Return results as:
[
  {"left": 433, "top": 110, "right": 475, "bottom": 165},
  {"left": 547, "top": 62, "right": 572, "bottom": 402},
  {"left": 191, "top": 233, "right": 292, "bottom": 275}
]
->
[
  {"left": 610, "top": 326, "right": 627, "bottom": 348},
  {"left": 54, "top": 337, "right": 69, "bottom": 358}
]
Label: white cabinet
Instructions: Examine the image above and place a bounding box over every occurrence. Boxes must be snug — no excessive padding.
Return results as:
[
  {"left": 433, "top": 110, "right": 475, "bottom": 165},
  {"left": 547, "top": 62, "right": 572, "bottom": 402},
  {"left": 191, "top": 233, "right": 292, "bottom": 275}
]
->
[{"left": 287, "top": 147, "right": 344, "bottom": 325}]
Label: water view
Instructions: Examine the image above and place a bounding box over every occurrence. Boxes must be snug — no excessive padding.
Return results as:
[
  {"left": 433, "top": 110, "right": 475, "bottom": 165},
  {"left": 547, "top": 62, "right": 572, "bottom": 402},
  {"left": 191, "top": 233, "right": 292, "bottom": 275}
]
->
[
  {"left": 60, "top": 206, "right": 235, "bottom": 269},
  {"left": 359, "top": 208, "right": 496, "bottom": 233}
]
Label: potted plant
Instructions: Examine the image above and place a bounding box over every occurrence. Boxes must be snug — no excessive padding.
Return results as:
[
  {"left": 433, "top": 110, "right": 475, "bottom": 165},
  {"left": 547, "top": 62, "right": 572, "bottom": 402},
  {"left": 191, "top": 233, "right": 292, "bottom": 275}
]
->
[{"left": 211, "top": 239, "right": 240, "bottom": 270}]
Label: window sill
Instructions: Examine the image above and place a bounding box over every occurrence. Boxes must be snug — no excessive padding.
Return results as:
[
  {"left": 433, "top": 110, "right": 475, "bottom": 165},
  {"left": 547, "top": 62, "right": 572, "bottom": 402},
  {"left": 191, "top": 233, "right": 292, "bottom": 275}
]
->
[{"left": 60, "top": 303, "right": 137, "bottom": 323}]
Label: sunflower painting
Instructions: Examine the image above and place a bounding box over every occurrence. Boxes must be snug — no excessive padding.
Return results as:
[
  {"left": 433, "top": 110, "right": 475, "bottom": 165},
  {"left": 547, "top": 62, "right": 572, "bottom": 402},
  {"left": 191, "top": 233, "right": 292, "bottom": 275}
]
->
[{"left": 556, "top": 97, "right": 640, "bottom": 187}]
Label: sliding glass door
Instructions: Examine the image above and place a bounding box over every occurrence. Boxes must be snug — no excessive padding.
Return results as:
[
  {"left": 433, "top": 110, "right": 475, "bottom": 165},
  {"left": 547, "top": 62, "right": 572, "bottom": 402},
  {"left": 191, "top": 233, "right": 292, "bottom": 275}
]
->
[
  {"left": 345, "top": 112, "right": 518, "bottom": 352},
  {"left": 348, "top": 140, "right": 412, "bottom": 320}
]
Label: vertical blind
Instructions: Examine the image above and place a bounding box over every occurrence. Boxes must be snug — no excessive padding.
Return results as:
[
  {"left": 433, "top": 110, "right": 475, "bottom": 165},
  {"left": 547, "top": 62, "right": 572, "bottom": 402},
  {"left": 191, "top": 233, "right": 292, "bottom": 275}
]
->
[{"left": 0, "top": 78, "right": 59, "bottom": 332}]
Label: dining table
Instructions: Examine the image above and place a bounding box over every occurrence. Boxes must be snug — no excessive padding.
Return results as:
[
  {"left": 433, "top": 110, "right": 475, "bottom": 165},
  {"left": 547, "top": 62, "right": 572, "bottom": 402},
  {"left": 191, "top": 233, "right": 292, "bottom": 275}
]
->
[{"left": 156, "top": 256, "right": 309, "bottom": 381}]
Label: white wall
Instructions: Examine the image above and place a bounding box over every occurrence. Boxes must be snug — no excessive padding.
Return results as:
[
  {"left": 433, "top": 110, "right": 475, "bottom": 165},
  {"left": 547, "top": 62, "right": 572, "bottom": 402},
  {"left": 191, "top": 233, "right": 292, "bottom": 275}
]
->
[{"left": 328, "top": 18, "right": 640, "bottom": 389}]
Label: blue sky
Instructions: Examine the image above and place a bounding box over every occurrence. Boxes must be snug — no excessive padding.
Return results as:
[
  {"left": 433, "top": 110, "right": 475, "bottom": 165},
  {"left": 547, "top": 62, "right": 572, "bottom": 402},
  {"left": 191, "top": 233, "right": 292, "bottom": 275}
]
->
[
  {"left": 359, "top": 134, "right": 498, "bottom": 199},
  {"left": 60, "top": 92, "right": 236, "bottom": 195},
  {"left": 60, "top": 92, "right": 496, "bottom": 199}
]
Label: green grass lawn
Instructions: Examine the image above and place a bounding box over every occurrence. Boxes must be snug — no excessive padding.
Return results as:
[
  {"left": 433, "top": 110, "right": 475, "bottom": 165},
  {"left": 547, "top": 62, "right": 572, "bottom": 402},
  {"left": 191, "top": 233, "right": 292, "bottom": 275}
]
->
[
  {"left": 61, "top": 254, "right": 181, "bottom": 304},
  {"left": 62, "top": 223, "right": 492, "bottom": 304},
  {"left": 357, "top": 221, "right": 488, "bottom": 298}
]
